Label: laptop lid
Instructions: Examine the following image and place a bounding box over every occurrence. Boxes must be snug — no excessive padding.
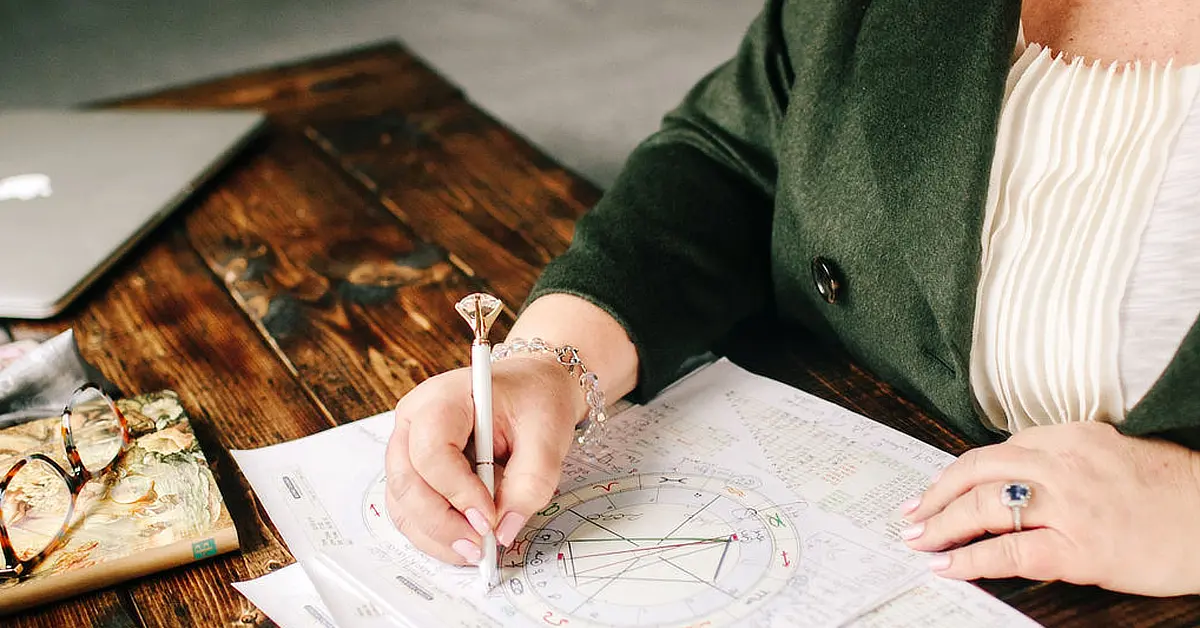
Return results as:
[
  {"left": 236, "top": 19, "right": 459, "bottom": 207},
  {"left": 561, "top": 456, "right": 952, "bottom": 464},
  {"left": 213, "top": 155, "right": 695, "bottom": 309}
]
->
[{"left": 0, "top": 109, "right": 264, "bottom": 318}]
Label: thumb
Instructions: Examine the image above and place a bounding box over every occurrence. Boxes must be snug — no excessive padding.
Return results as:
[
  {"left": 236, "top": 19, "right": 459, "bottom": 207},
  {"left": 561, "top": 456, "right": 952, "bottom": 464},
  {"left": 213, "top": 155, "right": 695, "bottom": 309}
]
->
[{"left": 493, "top": 412, "right": 573, "bottom": 547}]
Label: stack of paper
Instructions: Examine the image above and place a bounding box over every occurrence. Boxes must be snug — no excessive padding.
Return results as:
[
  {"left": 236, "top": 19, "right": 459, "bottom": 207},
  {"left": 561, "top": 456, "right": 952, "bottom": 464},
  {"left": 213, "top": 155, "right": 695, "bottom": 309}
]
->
[{"left": 231, "top": 359, "right": 1041, "bottom": 627}]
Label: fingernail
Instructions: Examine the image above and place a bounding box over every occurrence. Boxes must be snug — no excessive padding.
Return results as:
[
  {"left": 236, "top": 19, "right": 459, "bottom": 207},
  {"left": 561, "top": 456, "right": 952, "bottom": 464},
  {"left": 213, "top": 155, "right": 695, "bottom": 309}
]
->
[
  {"left": 452, "top": 539, "right": 482, "bottom": 564},
  {"left": 900, "top": 522, "right": 924, "bottom": 541},
  {"left": 899, "top": 498, "right": 920, "bottom": 516},
  {"left": 464, "top": 508, "right": 491, "bottom": 537},
  {"left": 495, "top": 512, "right": 527, "bottom": 547},
  {"left": 928, "top": 553, "right": 951, "bottom": 571}
]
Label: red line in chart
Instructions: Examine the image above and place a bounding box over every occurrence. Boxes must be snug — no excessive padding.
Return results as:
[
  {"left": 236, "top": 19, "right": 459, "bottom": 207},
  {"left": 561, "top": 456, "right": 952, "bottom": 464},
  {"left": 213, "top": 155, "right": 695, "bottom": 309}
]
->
[
  {"left": 570, "top": 539, "right": 736, "bottom": 579},
  {"left": 567, "top": 537, "right": 730, "bottom": 561}
]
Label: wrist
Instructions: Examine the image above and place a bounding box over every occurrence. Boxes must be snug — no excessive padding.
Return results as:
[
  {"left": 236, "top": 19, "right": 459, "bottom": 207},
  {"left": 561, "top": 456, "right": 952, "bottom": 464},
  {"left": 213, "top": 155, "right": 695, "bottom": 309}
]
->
[
  {"left": 497, "top": 353, "right": 588, "bottom": 427},
  {"left": 507, "top": 294, "right": 638, "bottom": 401},
  {"left": 493, "top": 337, "right": 609, "bottom": 456}
]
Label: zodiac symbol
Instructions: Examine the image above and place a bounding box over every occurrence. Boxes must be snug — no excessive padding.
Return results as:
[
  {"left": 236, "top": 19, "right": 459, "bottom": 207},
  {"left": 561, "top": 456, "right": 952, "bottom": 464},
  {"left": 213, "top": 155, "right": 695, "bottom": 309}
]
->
[
  {"left": 592, "top": 481, "right": 619, "bottom": 492},
  {"left": 732, "top": 507, "right": 759, "bottom": 520},
  {"left": 768, "top": 513, "right": 785, "bottom": 528}
]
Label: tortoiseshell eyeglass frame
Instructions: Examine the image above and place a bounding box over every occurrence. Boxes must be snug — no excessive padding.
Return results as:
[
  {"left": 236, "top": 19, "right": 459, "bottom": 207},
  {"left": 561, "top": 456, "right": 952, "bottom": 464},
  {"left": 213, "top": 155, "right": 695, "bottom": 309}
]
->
[{"left": 0, "top": 383, "right": 132, "bottom": 579}]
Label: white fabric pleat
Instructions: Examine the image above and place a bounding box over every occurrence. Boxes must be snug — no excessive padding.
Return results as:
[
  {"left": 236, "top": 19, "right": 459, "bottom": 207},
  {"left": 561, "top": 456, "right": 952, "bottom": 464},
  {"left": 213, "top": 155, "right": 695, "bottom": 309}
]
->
[{"left": 970, "top": 39, "right": 1200, "bottom": 433}]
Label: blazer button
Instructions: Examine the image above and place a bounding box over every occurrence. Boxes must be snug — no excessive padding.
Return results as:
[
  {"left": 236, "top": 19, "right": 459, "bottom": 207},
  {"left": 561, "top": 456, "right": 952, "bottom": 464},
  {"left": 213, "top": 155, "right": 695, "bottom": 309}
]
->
[{"left": 811, "top": 257, "right": 843, "bottom": 304}]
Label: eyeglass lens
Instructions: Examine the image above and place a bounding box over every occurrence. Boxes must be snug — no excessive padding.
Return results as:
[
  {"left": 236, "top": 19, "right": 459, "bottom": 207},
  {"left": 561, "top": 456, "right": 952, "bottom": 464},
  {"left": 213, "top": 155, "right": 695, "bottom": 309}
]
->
[
  {"left": 2, "top": 459, "right": 72, "bottom": 561},
  {"left": 68, "top": 387, "right": 124, "bottom": 475}
]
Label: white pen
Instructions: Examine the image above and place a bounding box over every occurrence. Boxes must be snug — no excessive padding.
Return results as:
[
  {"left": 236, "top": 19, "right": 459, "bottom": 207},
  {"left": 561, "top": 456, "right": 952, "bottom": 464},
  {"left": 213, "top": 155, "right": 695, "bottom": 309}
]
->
[{"left": 455, "top": 293, "right": 503, "bottom": 593}]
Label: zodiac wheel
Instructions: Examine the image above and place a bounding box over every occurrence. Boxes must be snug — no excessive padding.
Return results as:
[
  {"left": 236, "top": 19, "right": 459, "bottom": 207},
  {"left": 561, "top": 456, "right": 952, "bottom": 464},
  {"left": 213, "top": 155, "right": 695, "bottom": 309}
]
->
[{"left": 501, "top": 473, "right": 800, "bottom": 627}]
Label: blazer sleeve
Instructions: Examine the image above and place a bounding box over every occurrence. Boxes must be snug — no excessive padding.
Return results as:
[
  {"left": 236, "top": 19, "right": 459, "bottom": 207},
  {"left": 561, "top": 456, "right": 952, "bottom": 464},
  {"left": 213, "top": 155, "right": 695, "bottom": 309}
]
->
[{"left": 526, "top": 0, "right": 794, "bottom": 400}]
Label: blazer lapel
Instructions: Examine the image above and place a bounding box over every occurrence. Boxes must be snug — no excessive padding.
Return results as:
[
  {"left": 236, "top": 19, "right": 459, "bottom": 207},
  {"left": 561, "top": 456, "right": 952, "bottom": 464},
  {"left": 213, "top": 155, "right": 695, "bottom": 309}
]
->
[{"left": 854, "top": 0, "right": 1021, "bottom": 381}]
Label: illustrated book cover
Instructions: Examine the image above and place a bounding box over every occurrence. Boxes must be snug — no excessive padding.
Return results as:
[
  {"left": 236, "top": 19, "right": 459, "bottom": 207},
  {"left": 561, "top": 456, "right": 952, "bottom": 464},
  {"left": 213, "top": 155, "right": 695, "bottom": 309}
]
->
[{"left": 0, "top": 390, "right": 238, "bottom": 613}]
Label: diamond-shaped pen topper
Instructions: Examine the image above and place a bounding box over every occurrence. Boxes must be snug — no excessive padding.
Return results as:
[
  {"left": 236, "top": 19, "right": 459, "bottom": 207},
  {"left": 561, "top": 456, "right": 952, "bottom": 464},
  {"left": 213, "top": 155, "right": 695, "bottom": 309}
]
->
[{"left": 455, "top": 292, "right": 504, "bottom": 341}]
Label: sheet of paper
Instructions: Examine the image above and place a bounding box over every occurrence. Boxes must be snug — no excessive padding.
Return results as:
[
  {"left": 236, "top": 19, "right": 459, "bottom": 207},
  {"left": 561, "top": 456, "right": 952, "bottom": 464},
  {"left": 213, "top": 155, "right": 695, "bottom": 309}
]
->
[
  {"left": 232, "top": 358, "right": 1040, "bottom": 627},
  {"left": 848, "top": 574, "right": 1040, "bottom": 627},
  {"left": 232, "top": 563, "right": 340, "bottom": 628}
]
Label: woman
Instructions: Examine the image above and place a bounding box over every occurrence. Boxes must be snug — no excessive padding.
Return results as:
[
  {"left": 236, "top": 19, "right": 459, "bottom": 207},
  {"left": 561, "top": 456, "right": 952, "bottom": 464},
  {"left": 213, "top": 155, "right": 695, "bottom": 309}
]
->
[{"left": 385, "top": 0, "right": 1200, "bottom": 596}]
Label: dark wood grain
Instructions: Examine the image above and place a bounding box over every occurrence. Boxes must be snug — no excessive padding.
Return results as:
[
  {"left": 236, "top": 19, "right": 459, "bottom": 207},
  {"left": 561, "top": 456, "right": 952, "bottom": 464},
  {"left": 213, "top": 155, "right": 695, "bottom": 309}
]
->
[
  {"left": 0, "top": 590, "right": 140, "bottom": 628},
  {"left": 96, "top": 41, "right": 463, "bottom": 126},
  {"left": 182, "top": 127, "right": 507, "bottom": 422},
  {"left": 307, "top": 99, "right": 600, "bottom": 308},
  {"left": 2, "top": 39, "right": 1198, "bottom": 626}
]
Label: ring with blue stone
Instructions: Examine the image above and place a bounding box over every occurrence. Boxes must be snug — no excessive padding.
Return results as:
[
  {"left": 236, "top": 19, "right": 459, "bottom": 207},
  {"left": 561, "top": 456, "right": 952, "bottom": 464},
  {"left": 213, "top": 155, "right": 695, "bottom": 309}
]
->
[{"left": 1000, "top": 482, "right": 1033, "bottom": 532}]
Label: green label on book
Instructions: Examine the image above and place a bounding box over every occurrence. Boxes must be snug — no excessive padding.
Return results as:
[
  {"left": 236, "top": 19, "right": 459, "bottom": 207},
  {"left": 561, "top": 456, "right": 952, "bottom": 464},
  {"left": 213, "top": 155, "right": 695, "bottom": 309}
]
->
[{"left": 192, "top": 538, "right": 218, "bottom": 560}]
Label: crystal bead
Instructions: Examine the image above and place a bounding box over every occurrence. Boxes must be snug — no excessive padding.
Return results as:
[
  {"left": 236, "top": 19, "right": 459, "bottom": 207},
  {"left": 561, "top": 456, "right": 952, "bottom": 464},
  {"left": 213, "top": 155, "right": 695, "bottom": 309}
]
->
[{"left": 580, "top": 422, "right": 609, "bottom": 459}]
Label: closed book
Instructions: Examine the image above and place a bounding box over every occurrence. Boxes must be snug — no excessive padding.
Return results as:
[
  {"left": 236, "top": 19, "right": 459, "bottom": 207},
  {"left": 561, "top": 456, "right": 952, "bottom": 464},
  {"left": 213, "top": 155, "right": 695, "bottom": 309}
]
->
[{"left": 0, "top": 390, "right": 238, "bottom": 613}]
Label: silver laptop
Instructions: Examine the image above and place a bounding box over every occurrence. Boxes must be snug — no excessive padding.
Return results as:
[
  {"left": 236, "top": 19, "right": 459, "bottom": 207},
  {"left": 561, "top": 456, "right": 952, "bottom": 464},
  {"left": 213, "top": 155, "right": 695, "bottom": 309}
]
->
[{"left": 0, "top": 109, "right": 264, "bottom": 318}]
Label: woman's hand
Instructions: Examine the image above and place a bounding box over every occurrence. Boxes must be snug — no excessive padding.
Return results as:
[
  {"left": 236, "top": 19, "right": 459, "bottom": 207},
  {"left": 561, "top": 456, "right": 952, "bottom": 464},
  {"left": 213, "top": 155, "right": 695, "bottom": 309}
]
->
[
  {"left": 384, "top": 355, "right": 584, "bottom": 566},
  {"left": 901, "top": 422, "right": 1200, "bottom": 596}
]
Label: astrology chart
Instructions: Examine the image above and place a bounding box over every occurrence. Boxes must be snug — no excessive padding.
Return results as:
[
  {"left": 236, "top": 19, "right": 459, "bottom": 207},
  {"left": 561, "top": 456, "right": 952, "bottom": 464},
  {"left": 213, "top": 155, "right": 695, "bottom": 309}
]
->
[
  {"left": 500, "top": 472, "right": 799, "bottom": 628},
  {"left": 363, "top": 470, "right": 800, "bottom": 627}
]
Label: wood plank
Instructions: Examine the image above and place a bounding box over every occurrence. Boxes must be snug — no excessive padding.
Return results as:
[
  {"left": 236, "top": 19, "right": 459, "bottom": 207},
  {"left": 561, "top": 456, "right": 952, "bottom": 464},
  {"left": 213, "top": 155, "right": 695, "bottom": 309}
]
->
[
  {"left": 1003, "top": 584, "right": 1200, "bottom": 627},
  {"left": 307, "top": 98, "right": 600, "bottom": 308},
  {"left": 183, "top": 127, "right": 503, "bottom": 422},
  {"left": 5, "top": 181, "right": 341, "bottom": 624},
  {"left": 102, "top": 42, "right": 462, "bottom": 127},
  {"left": 0, "top": 592, "right": 141, "bottom": 628}
]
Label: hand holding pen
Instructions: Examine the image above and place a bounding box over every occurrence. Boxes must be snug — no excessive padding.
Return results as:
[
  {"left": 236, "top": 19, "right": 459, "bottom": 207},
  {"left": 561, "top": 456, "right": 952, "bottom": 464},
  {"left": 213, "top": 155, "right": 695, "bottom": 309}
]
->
[{"left": 383, "top": 294, "right": 611, "bottom": 576}]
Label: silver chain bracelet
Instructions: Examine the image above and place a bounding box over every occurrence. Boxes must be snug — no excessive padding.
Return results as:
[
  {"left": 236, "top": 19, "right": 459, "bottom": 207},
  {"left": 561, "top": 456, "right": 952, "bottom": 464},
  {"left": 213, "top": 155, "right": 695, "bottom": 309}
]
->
[{"left": 491, "top": 337, "right": 608, "bottom": 457}]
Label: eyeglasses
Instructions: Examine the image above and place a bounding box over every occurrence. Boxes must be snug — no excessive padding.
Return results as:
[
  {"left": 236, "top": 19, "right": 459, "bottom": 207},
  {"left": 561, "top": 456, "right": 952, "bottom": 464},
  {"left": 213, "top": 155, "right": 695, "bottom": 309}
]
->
[{"left": 0, "top": 384, "right": 131, "bottom": 579}]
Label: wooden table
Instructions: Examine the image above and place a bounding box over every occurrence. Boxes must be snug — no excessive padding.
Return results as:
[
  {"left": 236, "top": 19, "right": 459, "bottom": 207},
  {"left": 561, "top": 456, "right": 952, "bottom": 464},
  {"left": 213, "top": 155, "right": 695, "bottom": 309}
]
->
[{"left": 3, "top": 41, "right": 1198, "bottom": 627}]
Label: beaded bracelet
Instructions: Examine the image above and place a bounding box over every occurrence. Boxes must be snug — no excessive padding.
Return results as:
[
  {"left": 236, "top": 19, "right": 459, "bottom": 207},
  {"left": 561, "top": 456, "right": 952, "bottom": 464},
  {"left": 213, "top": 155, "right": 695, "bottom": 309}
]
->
[{"left": 491, "top": 337, "right": 608, "bottom": 457}]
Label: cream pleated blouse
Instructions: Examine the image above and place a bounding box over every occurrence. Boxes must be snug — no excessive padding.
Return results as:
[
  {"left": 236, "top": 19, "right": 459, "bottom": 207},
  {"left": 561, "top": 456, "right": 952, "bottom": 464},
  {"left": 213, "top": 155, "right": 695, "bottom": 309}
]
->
[{"left": 970, "top": 32, "right": 1200, "bottom": 433}]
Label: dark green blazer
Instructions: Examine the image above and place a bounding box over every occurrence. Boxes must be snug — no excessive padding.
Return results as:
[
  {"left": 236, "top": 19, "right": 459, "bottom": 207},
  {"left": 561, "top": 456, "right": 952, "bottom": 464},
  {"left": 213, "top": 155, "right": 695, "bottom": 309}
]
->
[{"left": 528, "top": 0, "right": 1200, "bottom": 448}]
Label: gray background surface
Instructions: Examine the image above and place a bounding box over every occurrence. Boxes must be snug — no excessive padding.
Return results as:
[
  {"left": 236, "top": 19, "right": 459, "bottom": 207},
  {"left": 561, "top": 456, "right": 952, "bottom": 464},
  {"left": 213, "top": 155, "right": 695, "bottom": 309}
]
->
[{"left": 0, "top": 0, "right": 759, "bottom": 186}]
